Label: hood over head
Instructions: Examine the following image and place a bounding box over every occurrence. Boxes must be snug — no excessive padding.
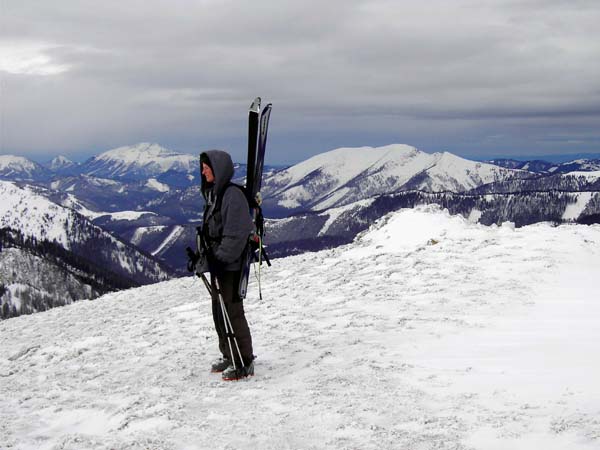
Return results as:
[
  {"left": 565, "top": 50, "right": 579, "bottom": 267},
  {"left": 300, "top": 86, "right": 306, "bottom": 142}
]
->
[{"left": 200, "top": 150, "right": 234, "bottom": 198}]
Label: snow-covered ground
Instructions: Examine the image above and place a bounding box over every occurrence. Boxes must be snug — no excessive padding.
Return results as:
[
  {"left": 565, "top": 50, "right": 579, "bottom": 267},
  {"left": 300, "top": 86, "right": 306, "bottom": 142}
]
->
[{"left": 1, "top": 206, "right": 599, "bottom": 450}]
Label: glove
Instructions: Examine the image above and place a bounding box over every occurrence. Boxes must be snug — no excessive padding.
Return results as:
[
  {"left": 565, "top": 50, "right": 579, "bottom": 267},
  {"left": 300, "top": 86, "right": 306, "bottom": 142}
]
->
[
  {"left": 195, "top": 252, "right": 211, "bottom": 275},
  {"left": 186, "top": 247, "right": 200, "bottom": 273},
  {"left": 186, "top": 246, "right": 212, "bottom": 275}
]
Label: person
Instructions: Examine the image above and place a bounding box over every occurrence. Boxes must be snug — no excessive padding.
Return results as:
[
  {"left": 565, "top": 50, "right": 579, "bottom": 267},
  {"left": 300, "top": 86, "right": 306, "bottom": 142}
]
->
[{"left": 199, "top": 150, "right": 255, "bottom": 381}]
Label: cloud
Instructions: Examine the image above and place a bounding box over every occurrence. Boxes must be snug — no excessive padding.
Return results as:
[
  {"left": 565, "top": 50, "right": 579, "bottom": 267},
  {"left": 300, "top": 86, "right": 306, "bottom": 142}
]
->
[{"left": 1, "top": 0, "right": 599, "bottom": 162}]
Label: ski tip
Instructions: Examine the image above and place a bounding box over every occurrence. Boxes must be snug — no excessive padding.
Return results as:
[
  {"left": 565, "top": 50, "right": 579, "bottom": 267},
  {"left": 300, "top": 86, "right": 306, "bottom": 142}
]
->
[{"left": 250, "top": 97, "right": 261, "bottom": 112}]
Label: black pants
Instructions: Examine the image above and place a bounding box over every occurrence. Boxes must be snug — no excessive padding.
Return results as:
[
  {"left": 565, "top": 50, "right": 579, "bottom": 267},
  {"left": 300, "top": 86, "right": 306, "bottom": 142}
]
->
[{"left": 211, "top": 270, "right": 254, "bottom": 367}]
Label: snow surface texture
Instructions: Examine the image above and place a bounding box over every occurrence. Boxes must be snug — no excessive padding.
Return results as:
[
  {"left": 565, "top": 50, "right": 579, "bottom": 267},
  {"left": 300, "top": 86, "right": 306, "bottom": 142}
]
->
[{"left": 1, "top": 206, "right": 599, "bottom": 449}]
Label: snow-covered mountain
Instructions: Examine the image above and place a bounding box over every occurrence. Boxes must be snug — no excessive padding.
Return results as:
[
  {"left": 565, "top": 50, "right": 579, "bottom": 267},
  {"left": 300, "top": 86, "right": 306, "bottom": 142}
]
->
[
  {"left": 264, "top": 187, "right": 600, "bottom": 257},
  {"left": 0, "top": 155, "right": 50, "bottom": 181},
  {"left": 45, "top": 175, "right": 169, "bottom": 214},
  {"left": 3, "top": 143, "right": 598, "bottom": 273},
  {"left": 2, "top": 206, "right": 599, "bottom": 448},
  {"left": 0, "top": 180, "right": 172, "bottom": 317},
  {"left": 555, "top": 158, "right": 600, "bottom": 173},
  {"left": 80, "top": 143, "right": 198, "bottom": 180},
  {"left": 48, "top": 155, "right": 74, "bottom": 170},
  {"left": 488, "top": 157, "right": 600, "bottom": 174},
  {"left": 43, "top": 155, "right": 80, "bottom": 176},
  {"left": 262, "top": 144, "right": 524, "bottom": 214}
]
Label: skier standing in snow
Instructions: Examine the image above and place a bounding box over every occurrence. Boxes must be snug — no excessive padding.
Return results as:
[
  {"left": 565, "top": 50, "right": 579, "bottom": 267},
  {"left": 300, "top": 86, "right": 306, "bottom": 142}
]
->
[{"left": 198, "top": 150, "right": 255, "bottom": 380}]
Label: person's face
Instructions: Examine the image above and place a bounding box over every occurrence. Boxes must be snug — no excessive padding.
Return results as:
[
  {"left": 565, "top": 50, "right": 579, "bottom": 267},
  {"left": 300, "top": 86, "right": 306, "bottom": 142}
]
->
[{"left": 202, "top": 163, "right": 215, "bottom": 183}]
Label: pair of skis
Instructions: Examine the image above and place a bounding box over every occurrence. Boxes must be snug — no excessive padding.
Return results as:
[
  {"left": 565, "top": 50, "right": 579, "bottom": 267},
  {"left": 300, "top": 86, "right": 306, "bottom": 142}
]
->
[
  {"left": 246, "top": 97, "right": 272, "bottom": 201},
  {"left": 239, "top": 97, "right": 272, "bottom": 300}
]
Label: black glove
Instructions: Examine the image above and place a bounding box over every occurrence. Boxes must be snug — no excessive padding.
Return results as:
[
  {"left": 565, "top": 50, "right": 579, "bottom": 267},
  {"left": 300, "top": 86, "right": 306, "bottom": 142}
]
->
[{"left": 186, "top": 247, "right": 200, "bottom": 273}]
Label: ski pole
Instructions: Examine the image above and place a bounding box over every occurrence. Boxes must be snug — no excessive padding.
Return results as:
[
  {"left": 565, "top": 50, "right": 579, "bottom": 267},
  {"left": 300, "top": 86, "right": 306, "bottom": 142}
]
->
[
  {"left": 198, "top": 272, "right": 243, "bottom": 369},
  {"left": 199, "top": 272, "right": 212, "bottom": 296},
  {"left": 213, "top": 275, "right": 245, "bottom": 370}
]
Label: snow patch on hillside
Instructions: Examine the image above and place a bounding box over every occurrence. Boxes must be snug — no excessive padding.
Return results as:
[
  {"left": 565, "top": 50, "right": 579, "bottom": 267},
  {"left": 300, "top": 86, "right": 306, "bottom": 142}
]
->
[
  {"left": 566, "top": 170, "right": 600, "bottom": 181},
  {"left": 318, "top": 198, "right": 375, "bottom": 236},
  {"left": 131, "top": 226, "right": 169, "bottom": 246},
  {"left": 145, "top": 178, "right": 170, "bottom": 192},
  {"left": 103, "top": 211, "right": 158, "bottom": 221},
  {"left": 152, "top": 225, "right": 184, "bottom": 256},
  {"left": 563, "top": 192, "right": 594, "bottom": 221}
]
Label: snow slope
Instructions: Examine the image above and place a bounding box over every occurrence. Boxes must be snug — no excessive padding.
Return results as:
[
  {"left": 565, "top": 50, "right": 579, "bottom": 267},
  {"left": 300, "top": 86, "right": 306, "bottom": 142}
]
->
[
  {"left": 566, "top": 170, "right": 600, "bottom": 182},
  {"left": 0, "top": 180, "right": 74, "bottom": 248},
  {"left": 1, "top": 206, "right": 599, "bottom": 449},
  {"left": 420, "top": 152, "right": 515, "bottom": 192},
  {"left": 0, "top": 180, "right": 170, "bottom": 285},
  {"left": 563, "top": 192, "right": 595, "bottom": 221},
  {"left": 151, "top": 225, "right": 184, "bottom": 256}
]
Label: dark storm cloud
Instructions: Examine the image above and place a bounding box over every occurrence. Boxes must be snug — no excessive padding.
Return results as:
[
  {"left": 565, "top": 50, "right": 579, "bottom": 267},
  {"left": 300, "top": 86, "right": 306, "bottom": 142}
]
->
[{"left": 1, "top": 0, "right": 599, "bottom": 163}]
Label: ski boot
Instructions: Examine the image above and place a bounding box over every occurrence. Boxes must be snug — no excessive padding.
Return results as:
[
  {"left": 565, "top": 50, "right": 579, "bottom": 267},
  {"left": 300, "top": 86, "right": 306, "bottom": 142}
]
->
[
  {"left": 222, "top": 360, "right": 255, "bottom": 381},
  {"left": 210, "top": 357, "right": 231, "bottom": 373}
]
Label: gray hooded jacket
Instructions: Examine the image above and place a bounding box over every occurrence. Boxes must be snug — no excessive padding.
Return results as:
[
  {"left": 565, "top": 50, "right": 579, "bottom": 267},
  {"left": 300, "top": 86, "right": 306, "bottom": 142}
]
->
[{"left": 201, "top": 150, "right": 254, "bottom": 271}]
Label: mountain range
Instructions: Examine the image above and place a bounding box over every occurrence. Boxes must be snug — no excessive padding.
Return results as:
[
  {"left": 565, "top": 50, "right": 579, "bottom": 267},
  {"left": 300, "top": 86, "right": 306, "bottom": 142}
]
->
[
  {"left": 2, "top": 142, "right": 600, "bottom": 318},
  {"left": 261, "top": 144, "right": 528, "bottom": 216},
  {"left": 486, "top": 158, "right": 600, "bottom": 174}
]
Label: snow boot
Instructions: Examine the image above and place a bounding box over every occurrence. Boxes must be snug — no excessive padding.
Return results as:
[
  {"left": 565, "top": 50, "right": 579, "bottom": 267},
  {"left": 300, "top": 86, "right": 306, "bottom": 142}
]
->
[
  {"left": 222, "top": 360, "right": 254, "bottom": 381},
  {"left": 210, "top": 357, "right": 231, "bottom": 373}
]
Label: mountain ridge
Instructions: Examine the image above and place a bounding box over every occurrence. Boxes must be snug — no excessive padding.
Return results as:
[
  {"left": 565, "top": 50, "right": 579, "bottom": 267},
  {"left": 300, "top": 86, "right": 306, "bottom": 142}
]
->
[
  {"left": 3, "top": 143, "right": 600, "bottom": 275},
  {"left": 81, "top": 143, "right": 197, "bottom": 180},
  {"left": 261, "top": 145, "right": 526, "bottom": 213},
  {"left": 0, "top": 180, "right": 173, "bottom": 318}
]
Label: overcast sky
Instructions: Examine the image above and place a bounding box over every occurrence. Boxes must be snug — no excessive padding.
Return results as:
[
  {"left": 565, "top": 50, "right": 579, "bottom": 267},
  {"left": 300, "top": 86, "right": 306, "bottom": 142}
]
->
[{"left": 1, "top": 0, "right": 599, "bottom": 164}]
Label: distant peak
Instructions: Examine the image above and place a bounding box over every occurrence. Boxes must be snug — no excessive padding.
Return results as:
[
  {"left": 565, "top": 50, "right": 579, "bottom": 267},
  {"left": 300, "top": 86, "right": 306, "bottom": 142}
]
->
[
  {"left": 97, "top": 143, "right": 172, "bottom": 159},
  {"left": 49, "top": 155, "right": 76, "bottom": 170},
  {"left": 0, "top": 154, "right": 35, "bottom": 164},
  {"left": 52, "top": 155, "right": 72, "bottom": 163},
  {"left": 0, "top": 154, "right": 39, "bottom": 171}
]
